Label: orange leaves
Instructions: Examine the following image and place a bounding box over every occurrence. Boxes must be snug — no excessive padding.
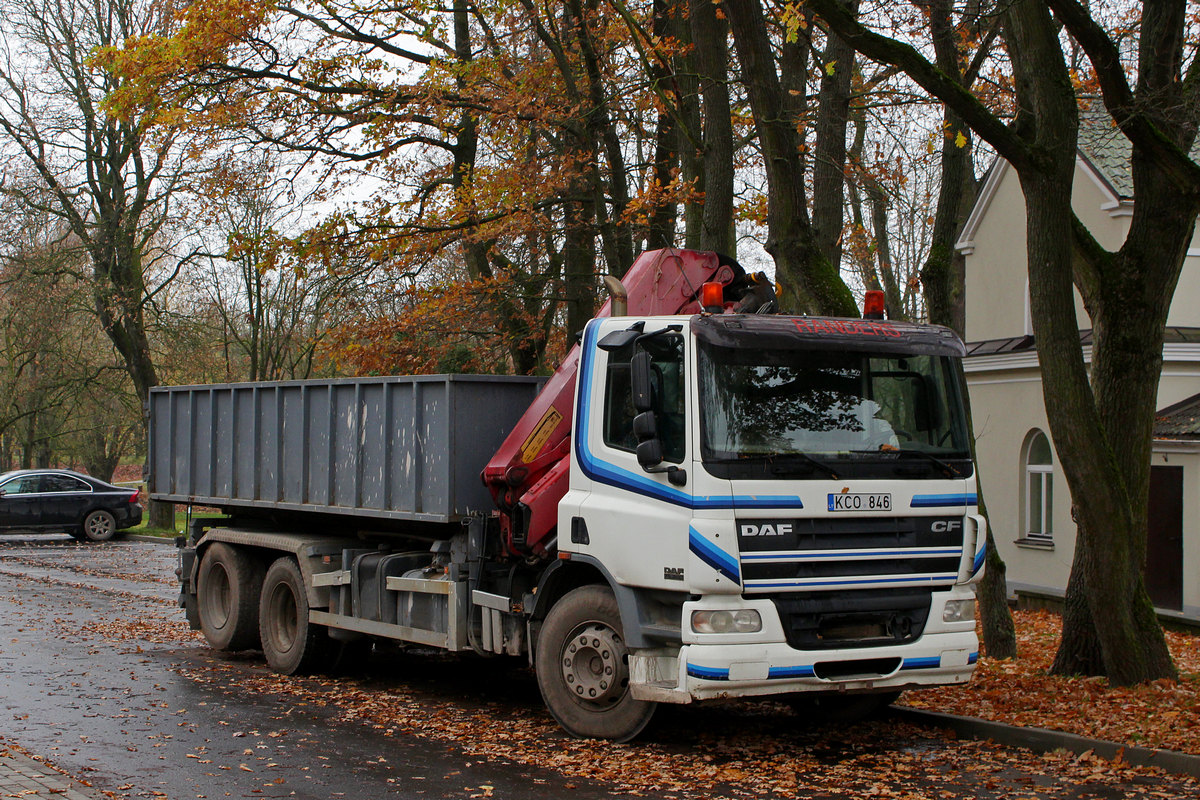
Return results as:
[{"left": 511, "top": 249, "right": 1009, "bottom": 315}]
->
[
  {"left": 97, "top": 0, "right": 279, "bottom": 122},
  {"left": 901, "top": 610, "right": 1200, "bottom": 755},
  {"left": 322, "top": 274, "right": 555, "bottom": 377}
]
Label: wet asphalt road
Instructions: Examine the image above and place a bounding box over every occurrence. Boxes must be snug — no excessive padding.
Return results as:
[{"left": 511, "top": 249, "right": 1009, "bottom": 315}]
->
[
  {"left": 0, "top": 537, "right": 590, "bottom": 799},
  {"left": 1, "top": 536, "right": 1198, "bottom": 800}
]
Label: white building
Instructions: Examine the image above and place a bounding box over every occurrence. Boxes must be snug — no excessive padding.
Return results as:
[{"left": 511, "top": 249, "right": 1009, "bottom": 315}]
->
[{"left": 959, "top": 127, "right": 1200, "bottom": 622}]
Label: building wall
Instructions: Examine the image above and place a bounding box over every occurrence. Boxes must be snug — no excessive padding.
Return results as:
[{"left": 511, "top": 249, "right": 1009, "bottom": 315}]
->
[
  {"left": 967, "top": 362, "right": 1200, "bottom": 617},
  {"left": 966, "top": 364, "right": 1075, "bottom": 595},
  {"left": 962, "top": 158, "right": 1200, "bottom": 342}
]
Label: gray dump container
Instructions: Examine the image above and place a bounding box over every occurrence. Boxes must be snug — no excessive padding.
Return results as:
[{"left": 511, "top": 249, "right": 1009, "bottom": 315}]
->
[{"left": 148, "top": 375, "right": 546, "bottom": 524}]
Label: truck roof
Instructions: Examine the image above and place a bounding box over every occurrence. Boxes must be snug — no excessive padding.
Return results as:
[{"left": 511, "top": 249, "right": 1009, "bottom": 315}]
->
[{"left": 691, "top": 313, "right": 967, "bottom": 357}]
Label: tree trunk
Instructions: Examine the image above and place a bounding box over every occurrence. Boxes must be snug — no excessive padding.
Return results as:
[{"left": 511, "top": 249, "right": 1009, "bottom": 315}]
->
[
  {"left": 690, "top": 0, "right": 735, "bottom": 255},
  {"left": 567, "top": 0, "right": 634, "bottom": 276},
  {"left": 724, "top": 0, "right": 857, "bottom": 316},
  {"left": 811, "top": 0, "right": 858, "bottom": 267},
  {"left": 645, "top": 0, "right": 679, "bottom": 251}
]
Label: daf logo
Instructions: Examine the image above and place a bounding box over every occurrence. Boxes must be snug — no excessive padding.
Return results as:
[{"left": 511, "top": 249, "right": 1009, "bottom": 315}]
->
[
  {"left": 740, "top": 523, "right": 793, "bottom": 537},
  {"left": 931, "top": 520, "right": 963, "bottom": 533}
]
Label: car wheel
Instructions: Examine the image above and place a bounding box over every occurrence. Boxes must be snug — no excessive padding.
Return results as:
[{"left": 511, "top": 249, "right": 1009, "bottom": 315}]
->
[
  {"left": 197, "top": 542, "right": 264, "bottom": 651},
  {"left": 535, "top": 585, "right": 656, "bottom": 742},
  {"left": 80, "top": 510, "right": 117, "bottom": 542},
  {"left": 260, "top": 557, "right": 328, "bottom": 675}
]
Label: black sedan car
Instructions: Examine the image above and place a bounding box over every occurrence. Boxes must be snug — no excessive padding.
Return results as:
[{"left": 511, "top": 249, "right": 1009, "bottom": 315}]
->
[{"left": 0, "top": 469, "right": 143, "bottom": 542}]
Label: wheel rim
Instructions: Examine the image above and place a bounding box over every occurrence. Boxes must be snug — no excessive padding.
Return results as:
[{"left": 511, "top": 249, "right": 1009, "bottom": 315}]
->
[
  {"left": 203, "top": 564, "right": 232, "bottom": 627},
  {"left": 267, "top": 581, "right": 299, "bottom": 653},
  {"left": 86, "top": 513, "right": 114, "bottom": 539},
  {"left": 559, "top": 621, "right": 628, "bottom": 708}
]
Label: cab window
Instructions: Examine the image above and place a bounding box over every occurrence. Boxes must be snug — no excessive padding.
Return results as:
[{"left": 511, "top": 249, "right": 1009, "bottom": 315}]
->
[{"left": 602, "top": 335, "right": 686, "bottom": 463}]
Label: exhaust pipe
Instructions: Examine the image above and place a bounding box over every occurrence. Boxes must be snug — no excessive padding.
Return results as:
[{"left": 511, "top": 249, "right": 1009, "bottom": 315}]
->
[{"left": 603, "top": 275, "right": 628, "bottom": 317}]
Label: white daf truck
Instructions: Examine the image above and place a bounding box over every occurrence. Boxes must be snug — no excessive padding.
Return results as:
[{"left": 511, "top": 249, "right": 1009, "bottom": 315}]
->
[{"left": 153, "top": 248, "right": 984, "bottom": 742}]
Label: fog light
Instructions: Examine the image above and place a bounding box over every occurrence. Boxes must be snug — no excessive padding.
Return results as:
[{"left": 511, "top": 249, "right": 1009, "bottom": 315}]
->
[
  {"left": 692, "top": 609, "right": 762, "bottom": 634},
  {"left": 943, "top": 599, "right": 976, "bottom": 623}
]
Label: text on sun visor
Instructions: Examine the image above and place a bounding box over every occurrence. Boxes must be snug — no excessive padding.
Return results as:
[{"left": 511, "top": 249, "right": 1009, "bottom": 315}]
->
[{"left": 793, "top": 318, "right": 904, "bottom": 338}]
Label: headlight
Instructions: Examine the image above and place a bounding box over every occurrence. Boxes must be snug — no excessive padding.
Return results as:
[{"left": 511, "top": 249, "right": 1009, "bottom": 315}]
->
[
  {"left": 692, "top": 609, "right": 762, "bottom": 634},
  {"left": 943, "top": 599, "right": 976, "bottom": 623}
]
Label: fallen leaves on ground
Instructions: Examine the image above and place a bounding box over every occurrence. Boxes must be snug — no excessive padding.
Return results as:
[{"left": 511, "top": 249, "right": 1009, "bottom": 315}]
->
[{"left": 900, "top": 610, "right": 1200, "bottom": 755}]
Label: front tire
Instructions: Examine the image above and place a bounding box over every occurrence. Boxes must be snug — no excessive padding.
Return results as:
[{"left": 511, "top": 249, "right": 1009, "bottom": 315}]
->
[
  {"left": 259, "top": 557, "right": 328, "bottom": 675},
  {"left": 197, "top": 543, "right": 264, "bottom": 651},
  {"left": 535, "top": 585, "right": 656, "bottom": 741},
  {"left": 80, "top": 509, "right": 117, "bottom": 542}
]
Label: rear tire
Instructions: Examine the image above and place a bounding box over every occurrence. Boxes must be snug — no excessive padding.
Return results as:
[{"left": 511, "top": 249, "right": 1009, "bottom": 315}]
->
[
  {"left": 197, "top": 543, "right": 264, "bottom": 651},
  {"left": 80, "top": 509, "right": 117, "bottom": 542},
  {"left": 260, "top": 557, "right": 328, "bottom": 675},
  {"left": 535, "top": 585, "right": 656, "bottom": 741}
]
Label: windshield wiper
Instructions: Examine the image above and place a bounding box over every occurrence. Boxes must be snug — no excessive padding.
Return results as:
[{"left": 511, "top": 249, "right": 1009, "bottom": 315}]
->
[
  {"left": 707, "top": 452, "right": 839, "bottom": 480},
  {"left": 887, "top": 449, "right": 963, "bottom": 478},
  {"left": 848, "top": 448, "right": 963, "bottom": 478}
]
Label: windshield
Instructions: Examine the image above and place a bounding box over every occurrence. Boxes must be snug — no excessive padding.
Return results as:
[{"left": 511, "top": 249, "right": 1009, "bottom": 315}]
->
[{"left": 697, "top": 342, "right": 971, "bottom": 478}]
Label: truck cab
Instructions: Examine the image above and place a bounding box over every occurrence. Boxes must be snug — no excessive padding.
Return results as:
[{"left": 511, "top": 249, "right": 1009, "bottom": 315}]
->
[{"left": 536, "top": 311, "right": 982, "bottom": 737}]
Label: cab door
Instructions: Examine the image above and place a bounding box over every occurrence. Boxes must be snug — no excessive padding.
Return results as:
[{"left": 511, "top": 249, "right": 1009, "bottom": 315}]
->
[{"left": 567, "top": 320, "right": 720, "bottom": 591}]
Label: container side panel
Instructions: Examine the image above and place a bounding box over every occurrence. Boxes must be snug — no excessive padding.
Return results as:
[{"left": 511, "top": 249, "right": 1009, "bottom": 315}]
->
[
  {"left": 148, "top": 376, "right": 545, "bottom": 522},
  {"left": 418, "top": 382, "right": 449, "bottom": 515},
  {"left": 150, "top": 393, "right": 171, "bottom": 494},
  {"left": 214, "top": 390, "right": 234, "bottom": 496},
  {"left": 191, "top": 392, "right": 213, "bottom": 498},
  {"left": 359, "top": 383, "right": 388, "bottom": 510},
  {"left": 233, "top": 389, "right": 255, "bottom": 500},
  {"left": 392, "top": 387, "right": 417, "bottom": 513},
  {"left": 281, "top": 386, "right": 306, "bottom": 505},
  {"left": 174, "top": 392, "right": 193, "bottom": 496},
  {"left": 333, "top": 384, "right": 361, "bottom": 508},
  {"left": 450, "top": 382, "right": 544, "bottom": 515},
  {"left": 306, "top": 386, "right": 331, "bottom": 505},
  {"left": 257, "top": 388, "right": 280, "bottom": 502}
]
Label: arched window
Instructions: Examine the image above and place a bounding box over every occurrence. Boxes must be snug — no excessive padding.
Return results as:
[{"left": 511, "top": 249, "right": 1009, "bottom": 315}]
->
[{"left": 1023, "top": 430, "right": 1054, "bottom": 542}]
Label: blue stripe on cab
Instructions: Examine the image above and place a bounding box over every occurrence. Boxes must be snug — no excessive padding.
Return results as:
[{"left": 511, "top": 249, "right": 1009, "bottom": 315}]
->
[
  {"left": 901, "top": 656, "right": 942, "bottom": 670},
  {"left": 767, "top": 665, "right": 816, "bottom": 679},
  {"left": 687, "top": 664, "right": 730, "bottom": 680},
  {"left": 688, "top": 527, "right": 741, "bottom": 584},
  {"left": 911, "top": 493, "right": 978, "bottom": 508}
]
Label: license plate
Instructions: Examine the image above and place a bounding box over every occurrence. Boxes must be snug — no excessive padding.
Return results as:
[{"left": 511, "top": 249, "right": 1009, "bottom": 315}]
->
[{"left": 828, "top": 492, "right": 892, "bottom": 512}]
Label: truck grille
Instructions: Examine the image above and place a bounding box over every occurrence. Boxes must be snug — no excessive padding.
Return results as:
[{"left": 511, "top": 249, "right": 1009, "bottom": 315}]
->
[
  {"left": 736, "top": 516, "right": 963, "bottom": 593},
  {"left": 771, "top": 589, "right": 932, "bottom": 650}
]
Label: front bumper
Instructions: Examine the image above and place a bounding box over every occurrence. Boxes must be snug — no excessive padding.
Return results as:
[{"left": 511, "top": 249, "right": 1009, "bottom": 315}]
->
[{"left": 629, "top": 630, "right": 977, "bottom": 703}]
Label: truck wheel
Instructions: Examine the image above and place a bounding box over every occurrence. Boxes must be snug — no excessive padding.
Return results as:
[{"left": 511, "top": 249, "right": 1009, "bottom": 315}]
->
[
  {"left": 80, "top": 509, "right": 117, "bottom": 542},
  {"left": 535, "top": 585, "right": 656, "bottom": 741},
  {"left": 197, "top": 543, "right": 264, "bottom": 651},
  {"left": 260, "top": 557, "right": 327, "bottom": 675}
]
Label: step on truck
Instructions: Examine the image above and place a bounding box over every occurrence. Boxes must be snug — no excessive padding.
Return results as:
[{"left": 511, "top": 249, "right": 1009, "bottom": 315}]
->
[{"left": 153, "top": 248, "right": 984, "bottom": 742}]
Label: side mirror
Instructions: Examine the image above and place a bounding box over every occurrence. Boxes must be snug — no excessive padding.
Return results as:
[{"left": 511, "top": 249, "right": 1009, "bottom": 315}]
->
[
  {"left": 632, "top": 411, "right": 657, "bottom": 441},
  {"left": 630, "top": 350, "right": 653, "bottom": 413},
  {"left": 636, "top": 438, "right": 664, "bottom": 468},
  {"left": 633, "top": 411, "right": 687, "bottom": 485}
]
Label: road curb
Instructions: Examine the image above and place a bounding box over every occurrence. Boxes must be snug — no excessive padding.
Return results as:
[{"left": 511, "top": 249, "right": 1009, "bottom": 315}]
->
[
  {"left": 893, "top": 707, "right": 1200, "bottom": 779},
  {"left": 124, "top": 534, "right": 176, "bottom": 545}
]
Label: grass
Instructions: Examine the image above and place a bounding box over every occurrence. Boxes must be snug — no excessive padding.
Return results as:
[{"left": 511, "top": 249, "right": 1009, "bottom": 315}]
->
[{"left": 129, "top": 508, "right": 224, "bottom": 539}]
